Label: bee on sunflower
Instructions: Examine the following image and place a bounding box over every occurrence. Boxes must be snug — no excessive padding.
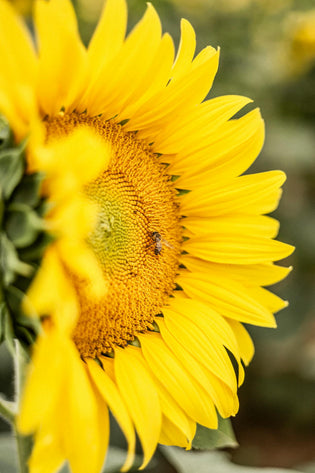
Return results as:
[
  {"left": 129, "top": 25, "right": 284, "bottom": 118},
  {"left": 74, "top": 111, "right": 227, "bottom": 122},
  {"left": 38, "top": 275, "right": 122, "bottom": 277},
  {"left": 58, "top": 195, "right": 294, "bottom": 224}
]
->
[{"left": 0, "top": 0, "right": 294, "bottom": 472}]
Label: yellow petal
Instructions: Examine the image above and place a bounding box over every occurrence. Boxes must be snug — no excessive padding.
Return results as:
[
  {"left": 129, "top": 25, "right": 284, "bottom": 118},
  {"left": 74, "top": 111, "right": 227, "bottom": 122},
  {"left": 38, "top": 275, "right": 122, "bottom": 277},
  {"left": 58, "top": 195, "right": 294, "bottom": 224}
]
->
[
  {"left": 62, "top": 341, "right": 102, "bottom": 473},
  {"left": 0, "top": 0, "right": 37, "bottom": 84},
  {"left": 158, "top": 318, "right": 239, "bottom": 418},
  {"left": 227, "top": 320, "right": 255, "bottom": 366},
  {"left": 28, "top": 410, "right": 65, "bottom": 473},
  {"left": 139, "top": 332, "right": 218, "bottom": 430},
  {"left": 25, "top": 246, "right": 79, "bottom": 333},
  {"left": 184, "top": 215, "right": 280, "bottom": 239},
  {"left": 119, "top": 33, "right": 175, "bottom": 120},
  {"left": 178, "top": 271, "right": 277, "bottom": 327},
  {"left": 170, "top": 108, "right": 264, "bottom": 180},
  {"left": 154, "top": 95, "right": 253, "bottom": 154},
  {"left": 114, "top": 346, "right": 161, "bottom": 469},
  {"left": 0, "top": 0, "right": 37, "bottom": 138},
  {"left": 180, "top": 171, "right": 287, "bottom": 217},
  {"left": 162, "top": 303, "right": 237, "bottom": 390},
  {"left": 181, "top": 257, "right": 292, "bottom": 287},
  {"left": 87, "top": 0, "right": 127, "bottom": 77},
  {"left": 35, "top": 0, "right": 86, "bottom": 114},
  {"left": 171, "top": 19, "right": 196, "bottom": 81},
  {"left": 246, "top": 286, "right": 288, "bottom": 313},
  {"left": 87, "top": 358, "right": 136, "bottom": 472},
  {"left": 86, "top": 374, "right": 110, "bottom": 473},
  {"left": 183, "top": 233, "right": 294, "bottom": 265},
  {"left": 159, "top": 415, "right": 194, "bottom": 449},
  {"left": 125, "top": 47, "right": 219, "bottom": 135},
  {"left": 83, "top": 3, "right": 162, "bottom": 117},
  {"left": 151, "top": 373, "right": 196, "bottom": 445},
  {"left": 17, "top": 329, "right": 66, "bottom": 434}
]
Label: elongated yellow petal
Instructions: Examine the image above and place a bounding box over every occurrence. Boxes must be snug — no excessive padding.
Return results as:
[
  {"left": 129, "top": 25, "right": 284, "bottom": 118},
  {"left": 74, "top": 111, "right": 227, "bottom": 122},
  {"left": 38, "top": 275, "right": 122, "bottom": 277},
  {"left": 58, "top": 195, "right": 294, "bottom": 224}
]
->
[
  {"left": 246, "top": 286, "right": 288, "bottom": 313},
  {"left": 139, "top": 332, "right": 218, "bottom": 429},
  {"left": 178, "top": 271, "right": 277, "bottom": 327},
  {"left": 151, "top": 374, "right": 196, "bottom": 445},
  {"left": 114, "top": 347, "right": 161, "bottom": 469},
  {"left": 87, "top": 358, "right": 136, "bottom": 472},
  {"left": 159, "top": 415, "right": 194, "bottom": 448},
  {"left": 154, "top": 95, "right": 253, "bottom": 154},
  {"left": 170, "top": 108, "right": 264, "bottom": 177},
  {"left": 86, "top": 376, "right": 110, "bottom": 473},
  {"left": 125, "top": 48, "right": 219, "bottom": 135},
  {"left": 180, "top": 171, "right": 286, "bottom": 217},
  {"left": 184, "top": 215, "right": 280, "bottom": 239},
  {"left": 167, "top": 297, "right": 240, "bottom": 359},
  {"left": 227, "top": 320, "right": 255, "bottom": 366},
  {"left": 84, "top": 3, "right": 162, "bottom": 117},
  {"left": 17, "top": 329, "right": 66, "bottom": 434},
  {"left": 158, "top": 318, "right": 239, "bottom": 418},
  {"left": 28, "top": 412, "right": 65, "bottom": 473},
  {"left": 0, "top": 0, "right": 37, "bottom": 138},
  {"left": 62, "top": 341, "right": 102, "bottom": 473},
  {"left": 181, "top": 256, "right": 292, "bottom": 287},
  {"left": 162, "top": 305, "right": 237, "bottom": 390},
  {"left": 119, "top": 33, "right": 175, "bottom": 120},
  {"left": 0, "top": 0, "right": 36, "bottom": 76},
  {"left": 25, "top": 246, "right": 79, "bottom": 333},
  {"left": 171, "top": 19, "right": 196, "bottom": 81},
  {"left": 87, "top": 0, "right": 127, "bottom": 76},
  {"left": 183, "top": 233, "right": 294, "bottom": 265},
  {"left": 35, "top": 0, "right": 86, "bottom": 115}
]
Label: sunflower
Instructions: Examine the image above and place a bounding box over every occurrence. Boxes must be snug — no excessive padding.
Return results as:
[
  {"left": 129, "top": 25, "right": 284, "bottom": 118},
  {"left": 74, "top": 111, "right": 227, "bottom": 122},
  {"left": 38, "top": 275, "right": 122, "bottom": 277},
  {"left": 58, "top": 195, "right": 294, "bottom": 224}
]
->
[{"left": 0, "top": 0, "right": 294, "bottom": 472}]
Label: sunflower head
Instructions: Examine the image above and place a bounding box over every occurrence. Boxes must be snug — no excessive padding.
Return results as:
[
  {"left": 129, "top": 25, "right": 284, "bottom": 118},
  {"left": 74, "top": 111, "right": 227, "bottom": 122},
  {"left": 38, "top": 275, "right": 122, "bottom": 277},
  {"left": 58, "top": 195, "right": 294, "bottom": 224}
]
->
[{"left": 0, "top": 0, "right": 294, "bottom": 472}]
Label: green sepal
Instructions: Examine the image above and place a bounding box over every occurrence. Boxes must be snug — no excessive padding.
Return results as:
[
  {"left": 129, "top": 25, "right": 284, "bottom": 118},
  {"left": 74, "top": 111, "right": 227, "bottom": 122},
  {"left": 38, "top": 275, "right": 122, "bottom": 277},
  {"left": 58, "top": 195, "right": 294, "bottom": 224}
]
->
[
  {"left": 5, "top": 203, "right": 43, "bottom": 248},
  {"left": 0, "top": 193, "right": 3, "bottom": 227},
  {"left": 0, "top": 147, "right": 25, "bottom": 200},
  {"left": 192, "top": 416, "right": 238, "bottom": 450},
  {"left": 0, "top": 234, "right": 33, "bottom": 287},
  {"left": 0, "top": 302, "right": 9, "bottom": 344},
  {"left": 19, "top": 231, "right": 54, "bottom": 262},
  {"left": 0, "top": 115, "right": 13, "bottom": 151},
  {"left": 11, "top": 172, "right": 44, "bottom": 207},
  {"left": 0, "top": 118, "right": 48, "bottom": 351},
  {"left": 0, "top": 302, "right": 15, "bottom": 353}
]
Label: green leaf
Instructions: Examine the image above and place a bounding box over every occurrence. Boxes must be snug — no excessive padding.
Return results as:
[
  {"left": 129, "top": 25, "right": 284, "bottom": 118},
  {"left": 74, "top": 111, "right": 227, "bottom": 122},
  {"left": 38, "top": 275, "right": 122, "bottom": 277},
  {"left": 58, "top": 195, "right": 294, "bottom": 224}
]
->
[
  {"left": 161, "top": 447, "right": 303, "bottom": 473},
  {"left": 192, "top": 417, "right": 238, "bottom": 450},
  {"left": 0, "top": 148, "right": 24, "bottom": 200},
  {"left": 0, "top": 433, "right": 18, "bottom": 473},
  {"left": 11, "top": 173, "right": 44, "bottom": 207}
]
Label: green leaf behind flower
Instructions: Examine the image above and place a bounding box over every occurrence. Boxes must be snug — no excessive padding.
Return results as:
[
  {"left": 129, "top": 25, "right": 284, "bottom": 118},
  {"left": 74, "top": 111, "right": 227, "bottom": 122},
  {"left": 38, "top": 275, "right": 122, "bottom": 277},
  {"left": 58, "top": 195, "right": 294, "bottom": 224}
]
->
[{"left": 192, "top": 417, "right": 238, "bottom": 450}]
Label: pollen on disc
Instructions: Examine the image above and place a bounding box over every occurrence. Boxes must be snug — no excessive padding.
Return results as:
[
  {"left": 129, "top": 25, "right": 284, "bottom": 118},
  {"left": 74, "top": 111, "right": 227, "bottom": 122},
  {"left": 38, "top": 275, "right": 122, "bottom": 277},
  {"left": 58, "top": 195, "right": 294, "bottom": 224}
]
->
[{"left": 44, "top": 113, "right": 182, "bottom": 357}]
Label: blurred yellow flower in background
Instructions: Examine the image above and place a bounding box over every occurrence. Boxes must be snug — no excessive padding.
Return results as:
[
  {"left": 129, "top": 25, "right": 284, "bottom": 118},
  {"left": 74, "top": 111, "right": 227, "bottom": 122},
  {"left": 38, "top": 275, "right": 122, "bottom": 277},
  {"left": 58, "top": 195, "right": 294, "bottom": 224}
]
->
[{"left": 284, "top": 9, "right": 315, "bottom": 76}]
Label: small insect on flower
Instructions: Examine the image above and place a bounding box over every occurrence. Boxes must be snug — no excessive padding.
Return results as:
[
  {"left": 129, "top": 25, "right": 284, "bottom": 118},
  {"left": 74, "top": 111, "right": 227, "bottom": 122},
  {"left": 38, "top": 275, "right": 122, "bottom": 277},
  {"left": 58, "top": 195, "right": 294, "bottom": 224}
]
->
[{"left": 151, "top": 231, "right": 174, "bottom": 255}]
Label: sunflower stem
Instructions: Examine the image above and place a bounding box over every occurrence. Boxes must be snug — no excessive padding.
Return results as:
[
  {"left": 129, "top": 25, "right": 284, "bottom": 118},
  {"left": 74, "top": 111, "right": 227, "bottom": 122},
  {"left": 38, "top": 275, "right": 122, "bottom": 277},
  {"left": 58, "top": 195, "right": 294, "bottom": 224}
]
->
[
  {"left": 13, "top": 340, "right": 32, "bottom": 473},
  {"left": 0, "top": 396, "right": 16, "bottom": 424},
  {"left": 13, "top": 425, "right": 31, "bottom": 473}
]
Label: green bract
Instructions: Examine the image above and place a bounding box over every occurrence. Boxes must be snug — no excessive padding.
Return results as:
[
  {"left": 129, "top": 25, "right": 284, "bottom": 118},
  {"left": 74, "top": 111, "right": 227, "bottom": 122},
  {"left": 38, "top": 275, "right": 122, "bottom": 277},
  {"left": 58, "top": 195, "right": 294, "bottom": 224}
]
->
[{"left": 0, "top": 115, "right": 49, "bottom": 351}]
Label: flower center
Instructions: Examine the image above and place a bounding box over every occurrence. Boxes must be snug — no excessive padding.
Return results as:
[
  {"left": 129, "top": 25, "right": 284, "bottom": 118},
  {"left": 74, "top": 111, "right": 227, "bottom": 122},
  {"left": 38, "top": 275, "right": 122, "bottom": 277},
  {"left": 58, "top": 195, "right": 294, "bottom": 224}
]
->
[{"left": 45, "top": 113, "right": 182, "bottom": 358}]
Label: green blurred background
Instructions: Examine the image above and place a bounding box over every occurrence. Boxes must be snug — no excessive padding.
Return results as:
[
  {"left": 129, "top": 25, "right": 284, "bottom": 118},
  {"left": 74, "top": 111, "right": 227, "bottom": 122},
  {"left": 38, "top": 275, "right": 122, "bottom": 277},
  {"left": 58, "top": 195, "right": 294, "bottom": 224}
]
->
[{"left": 1, "top": 0, "right": 315, "bottom": 471}]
